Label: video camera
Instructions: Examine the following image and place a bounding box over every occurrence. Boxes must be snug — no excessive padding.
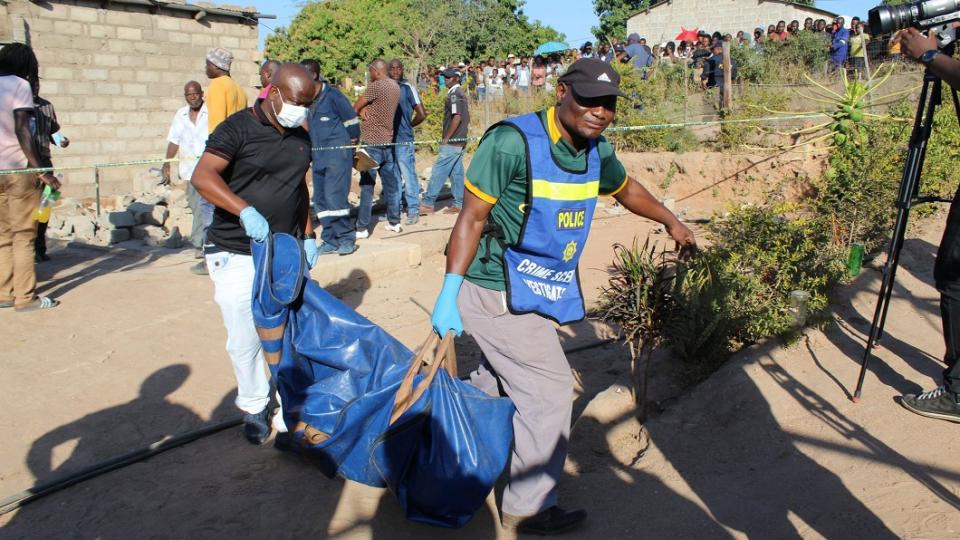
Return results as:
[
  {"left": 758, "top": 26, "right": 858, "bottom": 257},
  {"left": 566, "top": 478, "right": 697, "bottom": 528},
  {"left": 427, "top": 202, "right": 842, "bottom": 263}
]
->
[{"left": 869, "top": 0, "right": 960, "bottom": 34}]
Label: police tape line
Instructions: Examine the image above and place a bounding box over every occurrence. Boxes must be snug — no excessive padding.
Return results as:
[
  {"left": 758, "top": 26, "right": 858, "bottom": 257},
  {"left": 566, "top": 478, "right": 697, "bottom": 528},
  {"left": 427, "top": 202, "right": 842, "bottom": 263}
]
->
[{"left": 0, "top": 113, "right": 828, "bottom": 176}]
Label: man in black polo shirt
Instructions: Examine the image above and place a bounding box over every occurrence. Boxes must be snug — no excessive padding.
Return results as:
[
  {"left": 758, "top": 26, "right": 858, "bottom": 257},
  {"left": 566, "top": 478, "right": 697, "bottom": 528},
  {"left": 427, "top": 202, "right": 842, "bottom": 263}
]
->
[{"left": 192, "top": 63, "right": 317, "bottom": 445}]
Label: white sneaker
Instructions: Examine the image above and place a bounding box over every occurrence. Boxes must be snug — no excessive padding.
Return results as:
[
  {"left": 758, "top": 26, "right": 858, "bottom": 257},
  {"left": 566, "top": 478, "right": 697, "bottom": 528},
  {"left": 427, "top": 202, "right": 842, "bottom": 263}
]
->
[
  {"left": 384, "top": 223, "right": 403, "bottom": 233},
  {"left": 356, "top": 229, "right": 370, "bottom": 239}
]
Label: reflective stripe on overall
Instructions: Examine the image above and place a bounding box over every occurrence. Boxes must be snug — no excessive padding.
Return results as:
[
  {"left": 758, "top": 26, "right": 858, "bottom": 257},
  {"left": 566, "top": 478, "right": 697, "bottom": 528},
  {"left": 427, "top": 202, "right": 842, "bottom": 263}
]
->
[{"left": 501, "top": 112, "right": 600, "bottom": 325}]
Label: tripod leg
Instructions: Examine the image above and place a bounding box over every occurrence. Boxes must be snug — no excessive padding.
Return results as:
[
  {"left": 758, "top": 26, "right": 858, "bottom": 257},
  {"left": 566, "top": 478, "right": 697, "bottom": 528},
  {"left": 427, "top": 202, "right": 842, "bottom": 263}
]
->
[{"left": 853, "top": 74, "right": 939, "bottom": 400}]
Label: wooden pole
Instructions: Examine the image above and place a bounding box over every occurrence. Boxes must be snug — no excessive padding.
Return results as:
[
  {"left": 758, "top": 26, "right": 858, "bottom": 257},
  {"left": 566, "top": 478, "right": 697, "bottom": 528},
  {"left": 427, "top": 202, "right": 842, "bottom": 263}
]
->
[{"left": 722, "top": 41, "right": 732, "bottom": 111}]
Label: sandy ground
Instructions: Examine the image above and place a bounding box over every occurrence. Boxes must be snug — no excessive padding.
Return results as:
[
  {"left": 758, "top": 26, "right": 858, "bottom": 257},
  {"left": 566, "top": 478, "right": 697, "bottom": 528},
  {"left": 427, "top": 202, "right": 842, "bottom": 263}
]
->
[{"left": 2, "top": 151, "right": 959, "bottom": 539}]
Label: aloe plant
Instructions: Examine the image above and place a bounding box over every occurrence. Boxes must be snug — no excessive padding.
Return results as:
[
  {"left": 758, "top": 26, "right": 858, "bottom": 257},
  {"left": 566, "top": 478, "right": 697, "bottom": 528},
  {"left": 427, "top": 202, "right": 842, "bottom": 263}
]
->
[{"left": 597, "top": 238, "right": 675, "bottom": 421}]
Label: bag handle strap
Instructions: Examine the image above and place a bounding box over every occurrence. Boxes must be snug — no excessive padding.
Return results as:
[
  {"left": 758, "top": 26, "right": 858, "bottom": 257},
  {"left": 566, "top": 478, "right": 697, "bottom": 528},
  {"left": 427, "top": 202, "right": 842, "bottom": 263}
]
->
[{"left": 389, "top": 332, "right": 457, "bottom": 425}]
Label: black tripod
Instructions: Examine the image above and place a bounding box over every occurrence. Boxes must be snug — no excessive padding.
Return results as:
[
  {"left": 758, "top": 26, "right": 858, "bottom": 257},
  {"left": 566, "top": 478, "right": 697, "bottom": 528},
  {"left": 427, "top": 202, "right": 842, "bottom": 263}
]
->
[{"left": 854, "top": 59, "right": 959, "bottom": 400}]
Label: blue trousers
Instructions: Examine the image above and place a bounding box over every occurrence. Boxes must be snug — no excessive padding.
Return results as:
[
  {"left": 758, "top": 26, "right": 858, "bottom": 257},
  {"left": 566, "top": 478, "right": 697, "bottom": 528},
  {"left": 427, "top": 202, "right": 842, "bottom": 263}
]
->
[
  {"left": 357, "top": 145, "right": 402, "bottom": 230},
  {"left": 394, "top": 143, "right": 420, "bottom": 217},
  {"left": 422, "top": 144, "right": 465, "bottom": 209},
  {"left": 312, "top": 147, "right": 355, "bottom": 248}
]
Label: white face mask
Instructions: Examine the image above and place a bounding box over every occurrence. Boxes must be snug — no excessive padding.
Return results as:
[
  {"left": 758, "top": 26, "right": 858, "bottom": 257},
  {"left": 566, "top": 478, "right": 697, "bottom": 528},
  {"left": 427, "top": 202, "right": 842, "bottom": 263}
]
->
[{"left": 271, "top": 88, "right": 308, "bottom": 128}]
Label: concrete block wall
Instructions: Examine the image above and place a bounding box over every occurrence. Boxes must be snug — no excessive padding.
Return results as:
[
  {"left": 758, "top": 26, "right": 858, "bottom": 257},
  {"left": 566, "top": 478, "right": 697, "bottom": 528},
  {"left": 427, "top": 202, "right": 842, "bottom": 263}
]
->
[
  {"left": 2, "top": 0, "right": 262, "bottom": 198},
  {"left": 627, "top": 0, "right": 839, "bottom": 46}
]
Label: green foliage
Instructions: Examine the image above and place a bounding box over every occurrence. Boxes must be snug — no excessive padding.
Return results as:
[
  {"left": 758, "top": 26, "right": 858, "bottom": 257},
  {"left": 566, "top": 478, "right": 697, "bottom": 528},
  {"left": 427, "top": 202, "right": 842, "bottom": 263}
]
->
[
  {"left": 607, "top": 61, "right": 698, "bottom": 152},
  {"left": 716, "top": 85, "right": 789, "bottom": 149},
  {"left": 600, "top": 207, "right": 846, "bottom": 385},
  {"left": 730, "top": 32, "right": 830, "bottom": 84},
  {"left": 265, "top": 0, "right": 564, "bottom": 83},
  {"left": 706, "top": 203, "right": 847, "bottom": 343},
  {"left": 661, "top": 252, "right": 738, "bottom": 382},
  {"left": 592, "top": 0, "right": 649, "bottom": 41},
  {"left": 814, "top": 95, "right": 960, "bottom": 252}
]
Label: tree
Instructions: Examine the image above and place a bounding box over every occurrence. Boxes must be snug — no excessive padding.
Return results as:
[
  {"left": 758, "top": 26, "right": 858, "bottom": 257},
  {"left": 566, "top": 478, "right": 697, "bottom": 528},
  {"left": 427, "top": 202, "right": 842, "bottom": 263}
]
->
[
  {"left": 592, "top": 0, "right": 648, "bottom": 42},
  {"left": 265, "top": 0, "right": 564, "bottom": 83}
]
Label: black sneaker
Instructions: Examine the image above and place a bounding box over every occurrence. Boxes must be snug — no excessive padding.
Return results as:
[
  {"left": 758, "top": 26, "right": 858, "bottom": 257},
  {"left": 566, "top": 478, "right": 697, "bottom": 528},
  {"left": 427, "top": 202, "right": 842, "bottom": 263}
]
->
[
  {"left": 901, "top": 385, "right": 960, "bottom": 423},
  {"left": 501, "top": 506, "right": 587, "bottom": 535},
  {"left": 273, "top": 431, "right": 295, "bottom": 453},
  {"left": 243, "top": 408, "right": 272, "bottom": 445}
]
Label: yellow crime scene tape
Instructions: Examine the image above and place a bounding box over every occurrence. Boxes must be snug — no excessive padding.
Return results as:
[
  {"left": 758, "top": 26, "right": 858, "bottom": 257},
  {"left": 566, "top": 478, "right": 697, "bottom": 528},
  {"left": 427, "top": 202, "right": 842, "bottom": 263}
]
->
[{"left": 0, "top": 113, "right": 827, "bottom": 176}]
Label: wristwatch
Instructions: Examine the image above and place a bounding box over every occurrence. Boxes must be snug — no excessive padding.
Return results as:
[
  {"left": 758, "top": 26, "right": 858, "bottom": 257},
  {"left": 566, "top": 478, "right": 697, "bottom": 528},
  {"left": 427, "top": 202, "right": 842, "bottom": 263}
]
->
[
  {"left": 303, "top": 232, "right": 316, "bottom": 240},
  {"left": 920, "top": 49, "right": 941, "bottom": 66}
]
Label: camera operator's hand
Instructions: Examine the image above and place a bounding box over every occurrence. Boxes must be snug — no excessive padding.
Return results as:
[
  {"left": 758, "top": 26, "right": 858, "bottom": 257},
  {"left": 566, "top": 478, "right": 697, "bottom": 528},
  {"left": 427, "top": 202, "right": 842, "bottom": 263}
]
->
[{"left": 895, "top": 28, "right": 939, "bottom": 61}]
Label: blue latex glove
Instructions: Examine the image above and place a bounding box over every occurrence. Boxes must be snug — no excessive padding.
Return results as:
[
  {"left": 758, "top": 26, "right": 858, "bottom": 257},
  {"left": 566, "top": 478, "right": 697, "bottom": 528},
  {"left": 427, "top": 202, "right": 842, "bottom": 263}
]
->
[
  {"left": 432, "top": 273, "right": 464, "bottom": 337},
  {"left": 303, "top": 238, "right": 319, "bottom": 268},
  {"left": 239, "top": 206, "right": 269, "bottom": 242}
]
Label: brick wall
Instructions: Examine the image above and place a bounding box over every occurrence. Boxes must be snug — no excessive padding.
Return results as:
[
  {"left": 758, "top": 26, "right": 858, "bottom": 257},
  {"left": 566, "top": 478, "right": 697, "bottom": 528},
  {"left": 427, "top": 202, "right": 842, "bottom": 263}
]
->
[
  {"left": 2, "top": 0, "right": 262, "bottom": 197},
  {"left": 627, "top": 0, "right": 840, "bottom": 46}
]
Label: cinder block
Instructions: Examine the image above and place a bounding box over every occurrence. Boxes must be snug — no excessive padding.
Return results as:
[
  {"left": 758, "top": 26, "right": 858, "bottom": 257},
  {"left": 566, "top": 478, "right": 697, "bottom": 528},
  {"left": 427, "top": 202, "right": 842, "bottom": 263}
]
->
[
  {"left": 88, "top": 24, "right": 116, "bottom": 38},
  {"left": 65, "top": 111, "right": 98, "bottom": 125},
  {"left": 53, "top": 20, "right": 83, "bottom": 35},
  {"left": 66, "top": 82, "right": 94, "bottom": 96},
  {"left": 191, "top": 33, "right": 214, "bottom": 46},
  {"left": 70, "top": 6, "right": 99, "bottom": 23},
  {"left": 136, "top": 71, "right": 160, "bottom": 83},
  {"left": 81, "top": 68, "right": 109, "bottom": 81},
  {"left": 157, "top": 17, "right": 181, "bottom": 31},
  {"left": 219, "top": 36, "right": 240, "bottom": 48},
  {"left": 133, "top": 41, "right": 160, "bottom": 54},
  {"left": 93, "top": 53, "right": 120, "bottom": 67},
  {"left": 99, "top": 83, "right": 122, "bottom": 95},
  {"left": 122, "top": 83, "right": 148, "bottom": 96},
  {"left": 43, "top": 66, "right": 74, "bottom": 80},
  {"left": 104, "top": 11, "right": 135, "bottom": 26},
  {"left": 167, "top": 31, "right": 192, "bottom": 44},
  {"left": 111, "top": 69, "right": 135, "bottom": 81},
  {"left": 145, "top": 56, "right": 170, "bottom": 70}
]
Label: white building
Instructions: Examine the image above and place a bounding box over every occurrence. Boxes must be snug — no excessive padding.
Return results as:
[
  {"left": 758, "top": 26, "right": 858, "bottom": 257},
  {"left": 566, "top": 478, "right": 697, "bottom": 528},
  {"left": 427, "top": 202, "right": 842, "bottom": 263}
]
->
[{"left": 626, "top": 0, "right": 842, "bottom": 44}]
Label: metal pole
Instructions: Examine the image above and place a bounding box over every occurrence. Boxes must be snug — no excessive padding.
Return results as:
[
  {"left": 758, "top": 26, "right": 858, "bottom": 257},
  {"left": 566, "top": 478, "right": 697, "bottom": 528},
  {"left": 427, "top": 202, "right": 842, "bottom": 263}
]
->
[
  {"left": 853, "top": 71, "right": 938, "bottom": 400},
  {"left": 94, "top": 166, "right": 101, "bottom": 216}
]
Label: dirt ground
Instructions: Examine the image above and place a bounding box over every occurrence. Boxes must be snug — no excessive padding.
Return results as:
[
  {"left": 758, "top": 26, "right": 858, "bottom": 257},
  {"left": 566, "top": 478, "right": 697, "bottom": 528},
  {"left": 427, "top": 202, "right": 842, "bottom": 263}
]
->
[{"left": 1, "top": 150, "right": 959, "bottom": 539}]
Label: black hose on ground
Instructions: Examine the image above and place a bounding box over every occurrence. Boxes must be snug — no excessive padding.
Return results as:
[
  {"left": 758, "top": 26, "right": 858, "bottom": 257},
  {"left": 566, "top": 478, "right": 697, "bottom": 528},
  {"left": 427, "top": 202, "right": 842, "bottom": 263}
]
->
[{"left": 0, "top": 417, "right": 242, "bottom": 516}]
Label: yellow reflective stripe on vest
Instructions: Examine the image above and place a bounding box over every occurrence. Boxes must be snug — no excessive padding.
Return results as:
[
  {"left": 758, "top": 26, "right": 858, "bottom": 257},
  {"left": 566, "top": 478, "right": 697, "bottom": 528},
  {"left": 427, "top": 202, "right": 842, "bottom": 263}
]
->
[{"left": 530, "top": 179, "right": 600, "bottom": 201}]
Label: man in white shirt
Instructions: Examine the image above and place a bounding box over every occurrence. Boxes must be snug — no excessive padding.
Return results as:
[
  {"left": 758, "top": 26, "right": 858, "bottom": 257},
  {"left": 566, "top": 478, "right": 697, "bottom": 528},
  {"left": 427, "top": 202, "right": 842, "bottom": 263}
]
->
[
  {"left": 515, "top": 55, "right": 531, "bottom": 95},
  {"left": 161, "top": 81, "right": 210, "bottom": 273}
]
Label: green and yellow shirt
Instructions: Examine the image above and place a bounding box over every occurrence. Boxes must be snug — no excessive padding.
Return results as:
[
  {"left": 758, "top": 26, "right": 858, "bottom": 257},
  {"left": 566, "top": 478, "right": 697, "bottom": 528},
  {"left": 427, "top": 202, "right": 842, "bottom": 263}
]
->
[{"left": 464, "top": 107, "right": 629, "bottom": 291}]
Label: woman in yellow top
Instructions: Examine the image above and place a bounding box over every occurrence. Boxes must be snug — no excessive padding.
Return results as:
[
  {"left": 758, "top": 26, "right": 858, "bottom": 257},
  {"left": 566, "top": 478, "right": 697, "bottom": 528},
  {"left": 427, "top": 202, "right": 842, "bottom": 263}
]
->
[{"left": 205, "top": 48, "right": 248, "bottom": 134}]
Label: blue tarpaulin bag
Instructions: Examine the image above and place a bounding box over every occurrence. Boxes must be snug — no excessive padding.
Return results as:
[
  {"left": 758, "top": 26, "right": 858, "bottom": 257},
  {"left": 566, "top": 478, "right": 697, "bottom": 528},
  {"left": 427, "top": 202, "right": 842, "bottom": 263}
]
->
[
  {"left": 250, "top": 234, "right": 515, "bottom": 527},
  {"left": 372, "top": 332, "right": 516, "bottom": 528}
]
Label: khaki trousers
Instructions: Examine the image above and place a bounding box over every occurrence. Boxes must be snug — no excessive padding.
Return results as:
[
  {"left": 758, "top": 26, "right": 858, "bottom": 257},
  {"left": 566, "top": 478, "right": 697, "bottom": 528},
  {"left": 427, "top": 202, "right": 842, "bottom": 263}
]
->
[
  {"left": 0, "top": 173, "right": 40, "bottom": 307},
  {"left": 458, "top": 280, "right": 574, "bottom": 516}
]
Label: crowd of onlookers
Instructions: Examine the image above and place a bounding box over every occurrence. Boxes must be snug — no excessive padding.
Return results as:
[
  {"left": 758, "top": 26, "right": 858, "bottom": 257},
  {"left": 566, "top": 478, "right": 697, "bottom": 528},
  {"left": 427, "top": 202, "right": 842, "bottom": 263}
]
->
[{"left": 414, "top": 14, "right": 888, "bottom": 102}]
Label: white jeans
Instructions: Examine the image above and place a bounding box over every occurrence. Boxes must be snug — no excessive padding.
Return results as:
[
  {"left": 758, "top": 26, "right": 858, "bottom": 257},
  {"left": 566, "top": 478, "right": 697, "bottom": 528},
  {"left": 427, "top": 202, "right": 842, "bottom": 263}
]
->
[{"left": 206, "top": 251, "right": 285, "bottom": 431}]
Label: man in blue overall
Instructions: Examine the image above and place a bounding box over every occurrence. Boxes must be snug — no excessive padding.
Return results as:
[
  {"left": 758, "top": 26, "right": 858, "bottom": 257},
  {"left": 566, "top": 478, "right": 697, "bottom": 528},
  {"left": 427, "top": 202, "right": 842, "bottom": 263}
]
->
[
  {"left": 430, "top": 59, "right": 697, "bottom": 535},
  {"left": 302, "top": 59, "right": 361, "bottom": 255},
  {"left": 830, "top": 17, "right": 850, "bottom": 72}
]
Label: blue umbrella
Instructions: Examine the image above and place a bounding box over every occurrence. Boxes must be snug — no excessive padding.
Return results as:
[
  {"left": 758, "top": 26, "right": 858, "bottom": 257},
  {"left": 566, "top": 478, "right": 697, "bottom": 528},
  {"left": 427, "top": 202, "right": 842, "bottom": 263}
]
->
[{"left": 535, "top": 41, "right": 570, "bottom": 56}]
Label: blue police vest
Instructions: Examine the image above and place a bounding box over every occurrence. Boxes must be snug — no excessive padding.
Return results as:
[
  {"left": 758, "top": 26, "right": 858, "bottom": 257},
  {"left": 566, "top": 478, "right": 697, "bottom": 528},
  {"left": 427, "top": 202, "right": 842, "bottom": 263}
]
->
[{"left": 499, "top": 112, "right": 600, "bottom": 325}]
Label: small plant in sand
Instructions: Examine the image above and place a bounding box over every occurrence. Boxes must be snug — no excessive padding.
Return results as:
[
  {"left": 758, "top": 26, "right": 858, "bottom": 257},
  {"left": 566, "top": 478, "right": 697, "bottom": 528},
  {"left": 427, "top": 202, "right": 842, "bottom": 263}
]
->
[{"left": 597, "top": 237, "right": 674, "bottom": 421}]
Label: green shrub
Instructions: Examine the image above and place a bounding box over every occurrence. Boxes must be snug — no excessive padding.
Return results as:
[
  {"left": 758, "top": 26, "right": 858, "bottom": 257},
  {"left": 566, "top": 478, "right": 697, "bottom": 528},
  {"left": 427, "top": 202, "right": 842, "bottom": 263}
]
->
[
  {"left": 607, "top": 61, "right": 699, "bottom": 153},
  {"left": 706, "top": 203, "right": 846, "bottom": 342}
]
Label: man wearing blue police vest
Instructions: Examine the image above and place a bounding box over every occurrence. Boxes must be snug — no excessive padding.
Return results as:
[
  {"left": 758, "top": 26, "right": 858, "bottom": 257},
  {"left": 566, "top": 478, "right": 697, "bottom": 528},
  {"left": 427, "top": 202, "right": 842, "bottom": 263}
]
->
[{"left": 430, "top": 58, "right": 697, "bottom": 535}]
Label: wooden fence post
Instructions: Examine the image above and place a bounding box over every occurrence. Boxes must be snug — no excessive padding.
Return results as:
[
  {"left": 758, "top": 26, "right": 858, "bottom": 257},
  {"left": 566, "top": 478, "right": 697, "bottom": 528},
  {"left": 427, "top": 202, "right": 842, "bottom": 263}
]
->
[{"left": 722, "top": 41, "right": 732, "bottom": 111}]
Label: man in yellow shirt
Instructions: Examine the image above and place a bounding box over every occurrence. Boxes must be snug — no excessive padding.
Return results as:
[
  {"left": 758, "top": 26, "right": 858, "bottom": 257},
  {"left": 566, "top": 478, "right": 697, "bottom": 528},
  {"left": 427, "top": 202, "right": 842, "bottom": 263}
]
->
[{"left": 205, "top": 48, "right": 247, "bottom": 134}]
